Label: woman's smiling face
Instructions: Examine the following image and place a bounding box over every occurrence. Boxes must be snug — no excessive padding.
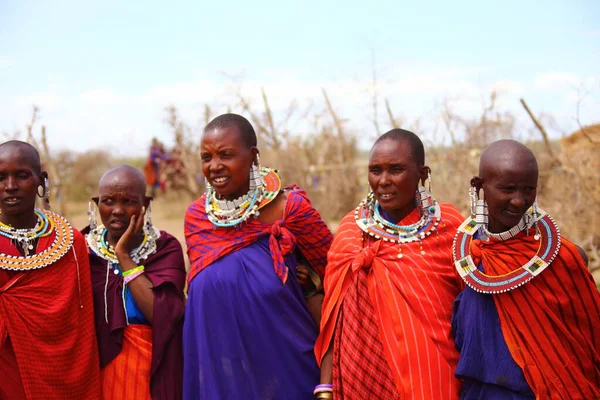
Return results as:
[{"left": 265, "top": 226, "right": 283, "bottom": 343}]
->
[{"left": 200, "top": 125, "right": 257, "bottom": 201}]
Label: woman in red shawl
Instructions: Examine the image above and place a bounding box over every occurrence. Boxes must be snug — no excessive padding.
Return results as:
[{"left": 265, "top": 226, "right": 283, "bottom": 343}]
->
[
  {"left": 451, "top": 140, "right": 600, "bottom": 399},
  {"left": 0, "top": 140, "right": 100, "bottom": 400},
  {"left": 84, "top": 165, "right": 186, "bottom": 400},
  {"left": 315, "top": 129, "right": 465, "bottom": 399}
]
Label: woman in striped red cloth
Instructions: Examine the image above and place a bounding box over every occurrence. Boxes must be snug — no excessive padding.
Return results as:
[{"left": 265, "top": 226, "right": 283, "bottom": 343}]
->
[
  {"left": 316, "top": 129, "right": 465, "bottom": 399},
  {"left": 451, "top": 140, "right": 600, "bottom": 399}
]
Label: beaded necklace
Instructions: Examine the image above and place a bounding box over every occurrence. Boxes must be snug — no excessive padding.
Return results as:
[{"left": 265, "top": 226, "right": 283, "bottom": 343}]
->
[
  {"left": 0, "top": 209, "right": 73, "bottom": 271},
  {"left": 86, "top": 224, "right": 160, "bottom": 267},
  {"left": 206, "top": 167, "right": 281, "bottom": 228},
  {"left": 0, "top": 209, "right": 54, "bottom": 256},
  {"left": 452, "top": 207, "right": 561, "bottom": 294},
  {"left": 86, "top": 224, "right": 160, "bottom": 325},
  {"left": 355, "top": 191, "right": 443, "bottom": 258}
]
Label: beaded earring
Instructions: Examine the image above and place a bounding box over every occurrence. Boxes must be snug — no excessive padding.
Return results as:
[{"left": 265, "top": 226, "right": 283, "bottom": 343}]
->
[
  {"left": 474, "top": 190, "right": 488, "bottom": 229},
  {"left": 43, "top": 177, "right": 50, "bottom": 210},
  {"left": 249, "top": 154, "right": 264, "bottom": 191},
  {"left": 531, "top": 199, "right": 540, "bottom": 240},
  {"left": 145, "top": 201, "right": 153, "bottom": 230},
  {"left": 416, "top": 170, "right": 433, "bottom": 216},
  {"left": 427, "top": 170, "right": 432, "bottom": 193},
  {"left": 88, "top": 201, "right": 97, "bottom": 230},
  {"left": 469, "top": 186, "right": 478, "bottom": 217}
]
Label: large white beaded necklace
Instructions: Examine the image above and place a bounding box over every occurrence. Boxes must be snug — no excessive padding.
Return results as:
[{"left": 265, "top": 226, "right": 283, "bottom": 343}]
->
[
  {"left": 86, "top": 223, "right": 160, "bottom": 325},
  {"left": 355, "top": 190, "right": 443, "bottom": 258},
  {"left": 86, "top": 224, "right": 160, "bottom": 266},
  {"left": 452, "top": 206, "right": 561, "bottom": 293},
  {"left": 205, "top": 167, "right": 281, "bottom": 228}
]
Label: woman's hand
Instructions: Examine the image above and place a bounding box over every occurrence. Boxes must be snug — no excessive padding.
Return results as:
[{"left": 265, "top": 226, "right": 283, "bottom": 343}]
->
[
  {"left": 297, "top": 264, "right": 319, "bottom": 293},
  {"left": 114, "top": 207, "right": 145, "bottom": 266}
]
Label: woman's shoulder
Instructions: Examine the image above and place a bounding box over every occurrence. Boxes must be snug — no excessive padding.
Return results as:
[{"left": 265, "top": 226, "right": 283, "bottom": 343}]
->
[
  {"left": 185, "top": 195, "right": 206, "bottom": 216},
  {"left": 71, "top": 227, "right": 86, "bottom": 246},
  {"left": 157, "top": 230, "right": 183, "bottom": 249}
]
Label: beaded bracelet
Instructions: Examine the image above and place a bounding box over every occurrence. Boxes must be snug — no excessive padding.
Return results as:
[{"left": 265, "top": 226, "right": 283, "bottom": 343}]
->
[
  {"left": 122, "top": 265, "right": 145, "bottom": 277},
  {"left": 313, "top": 383, "right": 333, "bottom": 395},
  {"left": 123, "top": 270, "right": 144, "bottom": 284}
]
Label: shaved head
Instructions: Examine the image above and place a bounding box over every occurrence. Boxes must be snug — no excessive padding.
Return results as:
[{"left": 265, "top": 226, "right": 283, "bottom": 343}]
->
[
  {"left": 98, "top": 165, "right": 147, "bottom": 197},
  {"left": 474, "top": 139, "right": 539, "bottom": 232},
  {"left": 479, "top": 139, "right": 538, "bottom": 181},
  {"left": 0, "top": 140, "right": 42, "bottom": 174}
]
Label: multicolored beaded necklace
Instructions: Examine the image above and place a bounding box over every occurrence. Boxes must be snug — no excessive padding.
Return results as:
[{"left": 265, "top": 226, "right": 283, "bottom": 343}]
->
[
  {"left": 87, "top": 224, "right": 160, "bottom": 325},
  {"left": 206, "top": 167, "right": 281, "bottom": 228},
  {"left": 452, "top": 207, "right": 561, "bottom": 294},
  {"left": 0, "top": 209, "right": 54, "bottom": 256},
  {"left": 86, "top": 224, "right": 160, "bottom": 268},
  {"left": 354, "top": 191, "right": 442, "bottom": 258},
  {"left": 0, "top": 209, "right": 73, "bottom": 270}
]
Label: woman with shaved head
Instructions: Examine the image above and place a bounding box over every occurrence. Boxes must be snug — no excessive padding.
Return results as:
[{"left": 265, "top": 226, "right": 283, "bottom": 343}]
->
[
  {"left": 0, "top": 140, "right": 101, "bottom": 399},
  {"left": 85, "top": 165, "right": 186, "bottom": 399},
  {"left": 451, "top": 140, "right": 600, "bottom": 399}
]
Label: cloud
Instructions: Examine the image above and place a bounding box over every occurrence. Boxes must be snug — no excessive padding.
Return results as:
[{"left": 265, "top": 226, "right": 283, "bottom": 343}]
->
[
  {"left": 80, "top": 89, "right": 128, "bottom": 106},
  {"left": 489, "top": 80, "right": 523, "bottom": 96},
  {"left": 16, "top": 91, "right": 63, "bottom": 109},
  {"left": 143, "top": 80, "right": 223, "bottom": 105},
  {"left": 534, "top": 72, "right": 580, "bottom": 90},
  {"left": 3, "top": 64, "right": 597, "bottom": 155}
]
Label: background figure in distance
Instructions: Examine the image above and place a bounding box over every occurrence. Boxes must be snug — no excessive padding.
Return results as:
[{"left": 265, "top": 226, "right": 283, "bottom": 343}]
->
[
  {"left": 84, "top": 165, "right": 186, "bottom": 400},
  {"left": 0, "top": 140, "right": 101, "bottom": 400},
  {"left": 451, "top": 139, "right": 600, "bottom": 399},
  {"left": 144, "top": 138, "right": 166, "bottom": 198},
  {"left": 183, "top": 113, "right": 333, "bottom": 399},
  {"left": 315, "top": 129, "right": 465, "bottom": 400}
]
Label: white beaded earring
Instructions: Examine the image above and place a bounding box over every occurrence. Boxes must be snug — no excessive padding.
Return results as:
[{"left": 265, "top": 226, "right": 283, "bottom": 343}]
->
[
  {"left": 145, "top": 200, "right": 153, "bottom": 229},
  {"left": 88, "top": 201, "right": 97, "bottom": 230}
]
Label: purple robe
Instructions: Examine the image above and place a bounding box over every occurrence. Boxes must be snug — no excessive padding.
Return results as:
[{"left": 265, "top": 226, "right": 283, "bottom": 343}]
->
[
  {"left": 183, "top": 237, "right": 320, "bottom": 399},
  {"left": 86, "top": 229, "right": 186, "bottom": 400}
]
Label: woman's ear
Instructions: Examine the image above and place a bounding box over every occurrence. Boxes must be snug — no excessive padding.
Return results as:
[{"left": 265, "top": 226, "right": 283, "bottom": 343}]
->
[
  {"left": 471, "top": 176, "right": 483, "bottom": 192},
  {"left": 419, "top": 165, "right": 430, "bottom": 186}
]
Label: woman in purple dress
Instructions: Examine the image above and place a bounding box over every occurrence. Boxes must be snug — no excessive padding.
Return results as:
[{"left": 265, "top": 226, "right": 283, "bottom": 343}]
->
[{"left": 183, "top": 114, "right": 333, "bottom": 399}]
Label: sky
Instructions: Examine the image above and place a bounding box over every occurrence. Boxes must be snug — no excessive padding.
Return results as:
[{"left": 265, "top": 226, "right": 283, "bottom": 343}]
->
[{"left": 1, "top": 0, "right": 599, "bottom": 156}]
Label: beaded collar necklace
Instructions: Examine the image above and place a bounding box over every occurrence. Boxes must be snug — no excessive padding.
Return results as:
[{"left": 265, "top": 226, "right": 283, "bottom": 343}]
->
[
  {"left": 452, "top": 207, "right": 561, "bottom": 294},
  {"left": 87, "top": 224, "right": 160, "bottom": 326},
  {"left": 206, "top": 167, "right": 281, "bottom": 228},
  {"left": 355, "top": 191, "right": 443, "bottom": 258},
  {"left": 86, "top": 224, "right": 160, "bottom": 266},
  {"left": 0, "top": 209, "right": 73, "bottom": 271},
  {"left": 0, "top": 209, "right": 54, "bottom": 256}
]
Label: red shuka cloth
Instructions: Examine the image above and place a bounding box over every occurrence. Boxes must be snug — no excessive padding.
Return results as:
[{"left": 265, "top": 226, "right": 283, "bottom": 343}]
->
[
  {"left": 316, "top": 204, "right": 465, "bottom": 399},
  {"left": 471, "top": 233, "right": 600, "bottom": 399},
  {"left": 0, "top": 230, "right": 101, "bottom": 400},
  {"left": 101, "top": 324, "right": 153, "bottom": 400},
  {"left": 185, "top": 186, "right": 333, "bottom": 286}
]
